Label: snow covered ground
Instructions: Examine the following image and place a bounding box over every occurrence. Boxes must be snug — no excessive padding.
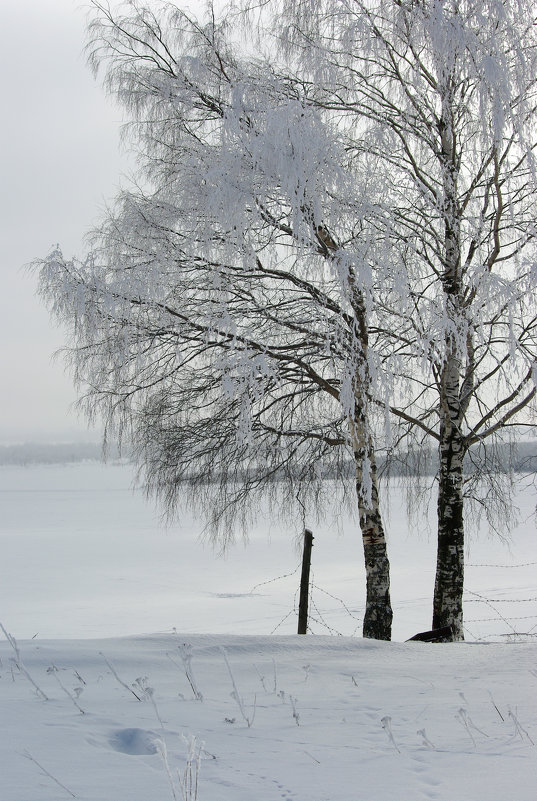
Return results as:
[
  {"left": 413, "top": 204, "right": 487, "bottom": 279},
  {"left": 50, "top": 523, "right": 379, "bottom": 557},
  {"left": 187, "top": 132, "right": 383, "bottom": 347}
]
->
[
  {"left": 1, "top": 462, "right": 536, "bottom": 800},
  {"left": 2, "top": 632, "right": 537, "bottom": 801}
]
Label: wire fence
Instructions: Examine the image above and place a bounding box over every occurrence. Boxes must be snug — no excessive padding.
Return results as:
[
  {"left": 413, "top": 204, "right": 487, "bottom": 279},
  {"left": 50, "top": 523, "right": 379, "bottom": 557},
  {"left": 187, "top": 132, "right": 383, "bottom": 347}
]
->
[
  {"left": 255, "top": 558, "right": 537, "bottom": 642},
  {"left": 463, "top": 559, "right": 537, "bottom": 640}
]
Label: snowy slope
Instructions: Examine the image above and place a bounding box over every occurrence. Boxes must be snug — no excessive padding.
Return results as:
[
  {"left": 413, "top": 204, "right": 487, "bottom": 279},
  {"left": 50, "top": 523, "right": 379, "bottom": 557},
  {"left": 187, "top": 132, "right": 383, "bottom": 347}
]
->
[{"left": 1, "top": 632, "right": 536, "bottom": 801}]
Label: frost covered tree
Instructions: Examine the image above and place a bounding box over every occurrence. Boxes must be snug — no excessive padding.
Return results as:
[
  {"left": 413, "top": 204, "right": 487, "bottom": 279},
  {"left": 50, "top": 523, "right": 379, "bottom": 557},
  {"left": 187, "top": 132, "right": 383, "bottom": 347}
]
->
[
  {"left": 270, "top": 0, "right": 537, "bottom": 639},
  {"left": 37, "top": 1, "right": 395, "bottom": 639}
]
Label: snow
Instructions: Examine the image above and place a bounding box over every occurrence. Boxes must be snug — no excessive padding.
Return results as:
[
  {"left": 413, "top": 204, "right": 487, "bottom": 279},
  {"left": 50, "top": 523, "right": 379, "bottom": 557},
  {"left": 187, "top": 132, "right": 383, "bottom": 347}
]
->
[
  {"left": 1, "top": 462, "right": 536, "bottom": 800},
  {"left": 1, "top": 462, "right": 535, "bottom": 642},
  {"left": 2, "top": 633, "right": 537, "bottom": 801}
]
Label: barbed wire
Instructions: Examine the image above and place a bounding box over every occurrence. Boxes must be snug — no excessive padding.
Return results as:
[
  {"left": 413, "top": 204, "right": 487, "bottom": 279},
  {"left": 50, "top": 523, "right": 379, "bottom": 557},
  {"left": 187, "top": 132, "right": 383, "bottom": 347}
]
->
[
  {"left": 463, "top": 622, "right": 479, "bottom": 640},
  {"left": 248, "top": 562, "right": 301, "bottom": 594},
  {"left": 466, "top": 614, "right": 537, "bottom": 623},
  {"left": 270, "top": 608, "right": 296, "bottom": 635},
  {"left": 259, "top": 561, "right": 537, "bottom": 640},
  {"left": 472, "top": 632, "right": 537, "bottom": 640},
  {"left": 467, "top": 561, "right": 537, "bottom": 568},
  {"left": 269, "top": 585, "right": 301, "bottom": 635},
  {"left": 465, "top": 596, "right": 537, "bottom": 603},
  {"left": 310, "top": 583, "right": 363, "bottom": 624},
  {"left": 526, "top": 618, "right": 537, "bottom": 634},
  {"left": 308, "top": 597, "right": 345, "bottom": 636},
  {"left": 308, "top": 571, "right": 346, "bottom": 635},
  {"left": 464, "top": 590, "right": 518, "bottom": 633}
]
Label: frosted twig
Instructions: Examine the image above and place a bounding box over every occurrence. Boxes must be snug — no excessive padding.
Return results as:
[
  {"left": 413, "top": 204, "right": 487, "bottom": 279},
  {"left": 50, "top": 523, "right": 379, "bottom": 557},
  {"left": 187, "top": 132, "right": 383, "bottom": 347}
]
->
[
  {"left": 221, "top": 648, "right": 256, "bottom": 727},
  {"left": 0, "top": 623, "right": 48, "bottom": 700},
  {"left": 100, "top": 652, "right": 141, "bottom": 700},
  {"left": 381, "top": 716, "right": 400, "bottom": 753},
  {"left": 508, "top": 708, "right": 535, "bottom": 744},
  {"left": 47, "top": 665, "right": 85, "bottom": 714},
  {"left": 253, "top": 664, "right": 268, "bottom": 692},
  {"left": 178, "top": 734, "right": 203, "bottom": 801},
  {"left": 156, "top": 734, "right": 204, "bottom": 801},
  {"left": 177, "top": 644, "right": 203, "bottom": 701},
  {"left": 23, "top": 751, "right": 76, "bottom": 798},
  {"left": 456, "top": 707, "right": 488, "bottom": 746},
  {"left": 135, "top": 676, "right": 165, "bottom": 730},
  {"left": 165, "top": 654, "right": 187, "bottom": 699},
  {"left": 488, "top": 690, "right": 505, "bottom": 721},
  {"left": 73, "top": 669, "right": 86, "bottom": 686},
  {"left": 417, "top": 728, "right": 435, "bottom": 749},
  {"left": 464, "top": 709, "right": 488, "bottom": 737},
  {"left": 456, "top": 708, "right": 476, "bottom": 747},
  {"left": 155, "top": 738, "right": 178, "bottom": 801},
  {"left": 289, "top": 695, "right": 300, "bottom": 726}
]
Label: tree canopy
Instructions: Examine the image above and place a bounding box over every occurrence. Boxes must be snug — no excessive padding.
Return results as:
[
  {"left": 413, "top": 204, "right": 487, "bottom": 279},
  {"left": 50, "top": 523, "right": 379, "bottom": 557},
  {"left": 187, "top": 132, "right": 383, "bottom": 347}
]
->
[{"left": 37, "top": 0, "right": 537, "bottom": 640}]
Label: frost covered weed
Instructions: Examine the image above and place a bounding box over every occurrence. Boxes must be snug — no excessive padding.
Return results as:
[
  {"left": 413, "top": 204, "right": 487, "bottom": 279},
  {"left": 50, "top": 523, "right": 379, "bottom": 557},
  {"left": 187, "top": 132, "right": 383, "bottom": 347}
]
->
[
  {"left": 156, "top": 734, "right": 203, "bottom": 801},
  {"left": 100, "top": 652, "right": 142, "bottom": 701},
  {"left": 380, "top": 716, "right": 400, "bottom": 753},
  {"left": 135, "top": 676, "right": 165, "bottom": 730},
  {"left": 289, "top": 694, "right": 300, "bottom": 726},
  {"left": 156, "top": 738, "right": 179, "bottom": 801},
  {"left": 2, "top": 628, "right": 537, "bottom": 801},
  {"left": 47, "top": 665, "right": 85, "bottom": 714},
  {"left": 255, "top": 659, "right": 279, "bottom": 694},
  {"left": 455, "top": 707, "right": 488, "bottom": 747},
  {"left": 179, "top": 734, "right": 203, "bottom": 801},
  {"left": 221, "top": 647, "right": 256, "bottom": 727},
  {"left": 0, "top": 622, "right": 48, "bottom": 700},
  {"left": 508, "top": 708, "right": 534, "bottom": 744},
  {"left": 23, "top": 751, "right": 77, "bottom": 798},
  {"left": 253, "top": 663, "right": 268, "bottom": 692},
  {"left": 417, "top": 728, "right": 435, "bottom": 749},
  {"left": 177, "top": 643, "right": 204, "bottom": 701}
]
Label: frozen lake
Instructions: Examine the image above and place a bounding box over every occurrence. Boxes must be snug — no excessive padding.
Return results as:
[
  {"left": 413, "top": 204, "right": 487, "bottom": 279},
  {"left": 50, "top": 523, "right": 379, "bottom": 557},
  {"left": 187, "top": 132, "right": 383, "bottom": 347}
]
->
[{"left": 1, "top": 462, "right": 535, "bottom": 641}]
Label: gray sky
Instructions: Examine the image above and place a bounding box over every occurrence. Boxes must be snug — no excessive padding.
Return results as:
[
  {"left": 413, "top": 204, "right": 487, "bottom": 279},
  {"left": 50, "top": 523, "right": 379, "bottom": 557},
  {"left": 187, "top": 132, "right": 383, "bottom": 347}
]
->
[{"left": 0, "top": 0, "right": 129, "bottom": 442}]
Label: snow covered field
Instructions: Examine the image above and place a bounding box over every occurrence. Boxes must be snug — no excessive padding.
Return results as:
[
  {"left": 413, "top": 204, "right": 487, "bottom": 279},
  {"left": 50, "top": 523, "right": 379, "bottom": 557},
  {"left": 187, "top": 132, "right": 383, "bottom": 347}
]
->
[
  {"left": 1, "top": 462, "right": 536, "bottom": 800},
  {"left": 2, "top": 632, "right": 537, "bottom": 801},
  {"left": 2, "top": 462, "right": 536, "bottom": 642}
]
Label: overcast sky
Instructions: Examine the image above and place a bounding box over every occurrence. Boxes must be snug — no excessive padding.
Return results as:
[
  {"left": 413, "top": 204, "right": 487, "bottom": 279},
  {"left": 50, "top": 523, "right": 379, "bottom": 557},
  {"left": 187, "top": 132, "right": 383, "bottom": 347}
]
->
[{"left": 0, "top": 0, "right": 132, "bottom": 443}]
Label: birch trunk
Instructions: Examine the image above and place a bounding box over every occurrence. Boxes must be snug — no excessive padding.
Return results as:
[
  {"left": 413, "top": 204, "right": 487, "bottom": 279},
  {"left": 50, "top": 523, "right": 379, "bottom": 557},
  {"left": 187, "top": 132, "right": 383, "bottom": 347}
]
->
[
  {"left": 347, "top": 278, "right": 392, "bottom": 641},
  {"left": 433, "top": 393, "right": 465, "bottom": 640},
  {"left": 431, "top": 79, "right": 465, "bottom": 641},
  {"left": 355, "top": 441, "right": 393, "bottom": 640}
]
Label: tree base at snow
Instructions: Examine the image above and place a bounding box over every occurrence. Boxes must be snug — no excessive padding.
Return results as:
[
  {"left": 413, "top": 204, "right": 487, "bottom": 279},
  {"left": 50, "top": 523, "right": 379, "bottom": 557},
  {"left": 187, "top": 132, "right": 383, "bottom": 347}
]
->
[{"left": 407, "top": 626, "right": 454, "bottom": 643}]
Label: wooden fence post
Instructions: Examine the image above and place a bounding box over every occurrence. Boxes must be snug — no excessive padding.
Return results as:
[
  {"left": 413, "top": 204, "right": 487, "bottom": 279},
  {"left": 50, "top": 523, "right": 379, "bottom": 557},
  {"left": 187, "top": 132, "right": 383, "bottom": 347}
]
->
[{"left": 298, "top": 529, "right": 314, "bottom": 634}]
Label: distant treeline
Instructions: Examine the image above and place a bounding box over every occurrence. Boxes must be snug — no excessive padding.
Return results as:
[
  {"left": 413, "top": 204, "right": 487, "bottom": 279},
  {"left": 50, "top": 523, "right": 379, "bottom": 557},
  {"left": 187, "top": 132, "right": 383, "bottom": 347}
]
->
[
  {"left": 0, "top": 440, "right": 535, "bottom": 473},
  {"left": 378, "top": 440, "right": 537, "bottom": 477},
  {"left": 0, "top": 442, "right": 126, "bottom": 466}
]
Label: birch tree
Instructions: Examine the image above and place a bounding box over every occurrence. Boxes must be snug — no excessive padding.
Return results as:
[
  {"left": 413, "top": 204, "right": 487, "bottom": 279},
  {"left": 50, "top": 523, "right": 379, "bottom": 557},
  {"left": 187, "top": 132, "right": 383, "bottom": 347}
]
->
[
  {"left": 270, "top": 0, "right": 537, "bottom": 639},
  {"left": 36, "top": 1, "right": 395, "bottom": 639}
]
